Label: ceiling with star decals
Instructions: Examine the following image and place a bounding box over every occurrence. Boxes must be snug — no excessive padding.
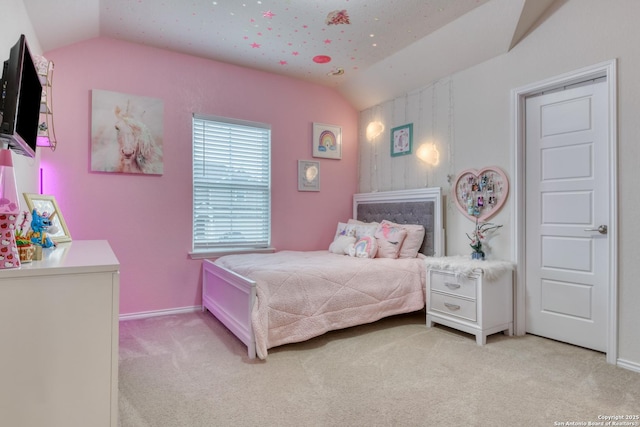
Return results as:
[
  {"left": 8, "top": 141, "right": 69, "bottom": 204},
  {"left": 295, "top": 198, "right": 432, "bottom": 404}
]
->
[
  {"left": 23, "top": 0, "right": 558, "bottom": 109},
  {"left": 25, "top": 0, "right": 488, "bottom": 83}
]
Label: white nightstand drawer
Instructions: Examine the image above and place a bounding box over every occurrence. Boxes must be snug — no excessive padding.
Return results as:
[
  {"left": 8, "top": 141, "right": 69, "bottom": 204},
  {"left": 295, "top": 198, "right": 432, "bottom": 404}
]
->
[
  {"left": 430, "top": 292, "right": 477, "bottom": 321},
  {"left": 430, "top": 271, "right": 477, "bottom": 299}
]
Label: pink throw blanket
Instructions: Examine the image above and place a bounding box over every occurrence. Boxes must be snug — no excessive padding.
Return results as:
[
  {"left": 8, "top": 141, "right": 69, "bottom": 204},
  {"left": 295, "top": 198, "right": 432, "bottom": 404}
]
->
[{"left": 214, "top": 251, "right": 426, "bottom": 359}]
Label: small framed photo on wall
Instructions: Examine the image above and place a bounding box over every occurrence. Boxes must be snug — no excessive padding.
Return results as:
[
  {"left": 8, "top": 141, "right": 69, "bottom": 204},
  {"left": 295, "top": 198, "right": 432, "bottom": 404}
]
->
[
  {"left": 312, "top": 123, "right": 342, "bottom": 160},
  {"left": 298, "top": 160, "right": 320, "bottom": 191},
  {"left": 390, "top": 123, "right": 413, "bottom": 157}
]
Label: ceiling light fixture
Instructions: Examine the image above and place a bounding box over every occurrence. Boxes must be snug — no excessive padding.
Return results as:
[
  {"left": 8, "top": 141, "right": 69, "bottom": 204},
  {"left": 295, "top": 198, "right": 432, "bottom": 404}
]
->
[{"left": 326, "top": 10, "right": 350, "bottom": 25}]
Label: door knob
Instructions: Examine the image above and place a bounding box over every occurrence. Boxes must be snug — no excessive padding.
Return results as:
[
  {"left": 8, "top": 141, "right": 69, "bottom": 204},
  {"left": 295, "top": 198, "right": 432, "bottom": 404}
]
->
[{"left": 584, "top": 225, "right": 608, "bottom": 234}]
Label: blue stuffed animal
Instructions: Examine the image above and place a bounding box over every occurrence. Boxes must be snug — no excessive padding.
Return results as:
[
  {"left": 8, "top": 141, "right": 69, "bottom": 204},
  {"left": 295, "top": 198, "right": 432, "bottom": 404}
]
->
[{"left": 28, "top": 209, "right": 56, "bottom": 248}]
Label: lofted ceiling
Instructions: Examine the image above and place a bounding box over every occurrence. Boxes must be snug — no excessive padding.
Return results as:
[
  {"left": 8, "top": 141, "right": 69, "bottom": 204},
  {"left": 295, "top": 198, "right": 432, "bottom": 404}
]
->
[{"left": 23, "top": 0, "right": 557, "bottom": 110}]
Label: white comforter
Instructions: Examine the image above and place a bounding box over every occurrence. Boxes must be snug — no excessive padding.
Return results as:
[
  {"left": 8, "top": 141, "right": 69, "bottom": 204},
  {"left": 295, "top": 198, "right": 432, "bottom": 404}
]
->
[{"left": 214, "top": 250, "right": 426, "bottom": 359}]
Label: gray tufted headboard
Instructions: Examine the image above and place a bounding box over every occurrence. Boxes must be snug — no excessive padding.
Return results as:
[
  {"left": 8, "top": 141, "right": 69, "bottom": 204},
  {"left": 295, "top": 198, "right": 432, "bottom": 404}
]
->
[{"left": 353, "top": 188, "right": 444, "bottom": 257}]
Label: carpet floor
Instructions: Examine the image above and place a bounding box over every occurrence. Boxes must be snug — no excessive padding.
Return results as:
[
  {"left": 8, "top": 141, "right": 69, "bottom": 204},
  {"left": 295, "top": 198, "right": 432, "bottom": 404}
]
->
[{"left": 118, "top": 310, "right": 640, "bottom": 427}]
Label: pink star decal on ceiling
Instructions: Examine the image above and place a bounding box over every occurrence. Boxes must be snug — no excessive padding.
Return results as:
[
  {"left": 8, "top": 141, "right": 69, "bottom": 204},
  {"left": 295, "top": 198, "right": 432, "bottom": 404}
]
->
[
  {"left": 292, "top": 51, "right": 299, "bottom": 56},
  {"left": 251, "top": 42, "right": 261, "bottom": 48},
  {"left": 279, "top": 60, "right": 288, "bottom": 65},
  {"left": 324, "top": 39, "right": 332, "bottom": 44},
  {"left": 263, "top": 10, "right": 275, "bottom": 19}
]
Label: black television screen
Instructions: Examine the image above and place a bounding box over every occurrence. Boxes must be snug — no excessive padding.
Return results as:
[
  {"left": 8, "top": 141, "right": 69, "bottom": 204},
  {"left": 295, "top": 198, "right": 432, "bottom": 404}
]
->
[{"left": 0, "top": 34, "right": 42, "bottom": 158}]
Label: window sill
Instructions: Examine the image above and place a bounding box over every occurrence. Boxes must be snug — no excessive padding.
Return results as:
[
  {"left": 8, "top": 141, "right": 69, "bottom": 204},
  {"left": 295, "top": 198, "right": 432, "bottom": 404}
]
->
[{"left": 189, "top": 247, "right": 276, "bottom": 260}]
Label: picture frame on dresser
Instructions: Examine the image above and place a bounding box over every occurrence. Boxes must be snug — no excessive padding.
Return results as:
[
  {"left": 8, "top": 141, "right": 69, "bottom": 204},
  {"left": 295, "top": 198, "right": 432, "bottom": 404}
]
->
[{"left": 23, "top": 193, "right": 72, "bottom": 243}]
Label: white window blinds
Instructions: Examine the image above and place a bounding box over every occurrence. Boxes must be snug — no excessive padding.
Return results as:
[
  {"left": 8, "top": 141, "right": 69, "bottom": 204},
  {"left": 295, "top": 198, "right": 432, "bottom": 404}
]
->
[{"left": 192, "top": 115, "right": 271, "bottom": 251}]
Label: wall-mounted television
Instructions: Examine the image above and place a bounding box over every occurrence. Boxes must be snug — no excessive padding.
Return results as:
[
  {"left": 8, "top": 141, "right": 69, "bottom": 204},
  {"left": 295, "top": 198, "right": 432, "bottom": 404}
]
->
[{"left": 0, "top": 34, "right": 42, "bottom": 158}]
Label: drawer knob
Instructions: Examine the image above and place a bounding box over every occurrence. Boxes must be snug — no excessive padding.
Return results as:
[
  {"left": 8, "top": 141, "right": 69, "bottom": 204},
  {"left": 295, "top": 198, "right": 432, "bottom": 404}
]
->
[
  {"left": 444, "top": 302, "right": 461, "bottom": 311},
  {"left": 445, "top": 282, "right": 461, "bottom": 289}
]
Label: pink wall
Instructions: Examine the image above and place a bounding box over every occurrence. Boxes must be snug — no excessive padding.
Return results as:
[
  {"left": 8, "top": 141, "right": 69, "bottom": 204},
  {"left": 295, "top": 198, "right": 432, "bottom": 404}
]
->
[{"left": 42, "top": 37, "right": 358, "bottom": 315}]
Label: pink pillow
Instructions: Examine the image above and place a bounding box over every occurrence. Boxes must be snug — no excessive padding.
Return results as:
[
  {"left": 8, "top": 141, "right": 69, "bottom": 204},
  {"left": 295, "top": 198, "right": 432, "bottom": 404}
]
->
[
  {"left": 380, "top": 220, "right": 425, "bottom": 258},
  {"left": 374, "top": 222, "right": 407, "bottom": 259}
]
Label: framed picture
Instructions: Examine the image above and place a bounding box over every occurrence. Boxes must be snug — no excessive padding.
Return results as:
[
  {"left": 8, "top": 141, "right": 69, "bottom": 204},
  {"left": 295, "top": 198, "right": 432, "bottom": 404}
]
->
[
  {"left": 390, "top": 123, "right": 413, "bottom": 157},
  {"left": 312, "top": 122, "right": 342, "bottom": 159},
  {"left": 91, "top": 89, "right": 164, "bottom": 175},
  {"left": 298, "top": 160, "right": 320, "bottom": 191},
  {"left": 23, "top": 193, "right": 72, "bottom": 243}
]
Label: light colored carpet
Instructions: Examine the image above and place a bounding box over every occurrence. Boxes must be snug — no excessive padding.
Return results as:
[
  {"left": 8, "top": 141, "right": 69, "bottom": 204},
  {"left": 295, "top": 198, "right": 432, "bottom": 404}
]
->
[{"left": 118, "top": 311, "right": 640, "bottom": 427}]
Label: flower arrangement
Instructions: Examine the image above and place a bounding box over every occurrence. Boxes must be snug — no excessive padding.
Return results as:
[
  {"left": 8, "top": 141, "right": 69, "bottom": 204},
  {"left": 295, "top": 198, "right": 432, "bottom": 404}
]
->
[
  {"left": 15, "top": 211, "right": 31, "bottom": 247},
  {"left": 15, "top": 211, "right": 36, "bottom": 263},
  {"left": 467, "top": 219, "right": 502, "bottom": 260}
]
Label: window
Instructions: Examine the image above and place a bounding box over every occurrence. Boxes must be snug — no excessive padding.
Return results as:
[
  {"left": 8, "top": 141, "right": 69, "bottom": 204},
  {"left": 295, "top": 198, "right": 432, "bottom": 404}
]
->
[{"left": 192, "top": 114, "right": 271, "bottom": 254}]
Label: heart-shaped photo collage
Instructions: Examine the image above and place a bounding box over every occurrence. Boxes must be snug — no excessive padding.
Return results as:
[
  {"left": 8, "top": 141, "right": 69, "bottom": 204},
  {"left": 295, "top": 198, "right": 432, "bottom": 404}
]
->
[{"left": 453, "top": 167, "right": 509, "bottom": 222}]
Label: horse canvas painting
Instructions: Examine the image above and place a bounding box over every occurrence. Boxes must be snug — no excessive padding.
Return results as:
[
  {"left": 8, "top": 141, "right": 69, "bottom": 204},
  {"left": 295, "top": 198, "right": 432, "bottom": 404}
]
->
[{"left": 91, "top": 90, "right": 164, "bottom": 175}]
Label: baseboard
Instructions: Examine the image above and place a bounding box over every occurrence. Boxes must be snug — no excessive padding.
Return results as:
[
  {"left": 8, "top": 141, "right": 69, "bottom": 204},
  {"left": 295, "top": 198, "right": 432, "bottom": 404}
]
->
[
  {"left": 119, "top": 305, "right": 202, "bottom": 321},
  {"left": 616, "top": 358, "right": 640, "bottom": 373}
]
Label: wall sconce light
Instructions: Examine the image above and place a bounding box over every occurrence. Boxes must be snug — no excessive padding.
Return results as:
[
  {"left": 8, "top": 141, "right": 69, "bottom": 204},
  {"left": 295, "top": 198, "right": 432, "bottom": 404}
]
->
[
  {"left": 416, "top": 143, "right": 440, "bottom": 166},
  {"left": 34, "top": 56, "right": 57, "bottom": 151},
  {"left": 366, "top": 121, "right": 384, "bottom": 141}
]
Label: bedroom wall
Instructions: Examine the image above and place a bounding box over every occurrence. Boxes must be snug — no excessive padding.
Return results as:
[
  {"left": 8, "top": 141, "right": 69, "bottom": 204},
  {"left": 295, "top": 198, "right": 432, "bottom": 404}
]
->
[
  {"left": 358, "top": 0, "right": 640, "bottom": 368},
  {"left": 39, "top": 37, "right": 358, "bottom": 315}
]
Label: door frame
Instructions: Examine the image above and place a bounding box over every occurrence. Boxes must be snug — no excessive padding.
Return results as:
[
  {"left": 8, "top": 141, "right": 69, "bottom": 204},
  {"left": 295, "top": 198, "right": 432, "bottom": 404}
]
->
[{"left": 511, "top": 59, "right": 618, "bottom": 364}]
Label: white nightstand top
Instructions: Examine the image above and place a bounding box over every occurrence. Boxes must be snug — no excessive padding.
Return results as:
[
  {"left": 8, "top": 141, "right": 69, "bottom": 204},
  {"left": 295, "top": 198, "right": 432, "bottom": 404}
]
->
[{"left": 424, "top": 255, "right": 515, "bottom": 280}]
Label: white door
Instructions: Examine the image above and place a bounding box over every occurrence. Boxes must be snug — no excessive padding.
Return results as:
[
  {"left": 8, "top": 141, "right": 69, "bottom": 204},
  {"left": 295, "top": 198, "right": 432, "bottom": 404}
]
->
[{"left": 525, "top": 80, "right": 609, "bottom": 352}]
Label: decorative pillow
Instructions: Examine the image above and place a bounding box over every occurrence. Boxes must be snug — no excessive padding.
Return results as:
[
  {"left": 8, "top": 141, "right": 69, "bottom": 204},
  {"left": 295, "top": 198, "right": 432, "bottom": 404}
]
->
[
  {"left": 348, "top": 236, "right": 378, "bottom": 258},
  {"left": 346, "top": 219, "right": 378, "bottom": 240},
  {"left": 329, "top": 235, "right": 356, "bottom": 255},
  {"left": 380, "top": 220, "right": 425, "bottom": 258},
  {"left": 333, "top": 222, "right": 357, "bottom": 240},
  {"left": 374, "top": 222, "right": 408, "bottom": 259}
]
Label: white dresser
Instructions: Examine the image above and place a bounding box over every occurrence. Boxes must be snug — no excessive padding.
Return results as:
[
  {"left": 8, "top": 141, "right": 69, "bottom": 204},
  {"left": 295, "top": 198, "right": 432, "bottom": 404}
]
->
[
  {"left": 426, "top": 260, "right": 513, "bottom": 345},
  {"left": 0, "top": 240, "right": 120, "bottom": 427}
]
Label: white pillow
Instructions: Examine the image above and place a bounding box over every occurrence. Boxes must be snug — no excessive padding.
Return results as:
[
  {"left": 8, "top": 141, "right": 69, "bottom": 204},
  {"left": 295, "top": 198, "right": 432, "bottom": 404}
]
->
[
  {"left": 329, "top": 235, "right": 356, "bottom": 254},
  {"left": 347, "top": 219, "right": 378, "bottom": 240},
  {"left": 333, "top": 222, "right": 357, "bottom": 240}
]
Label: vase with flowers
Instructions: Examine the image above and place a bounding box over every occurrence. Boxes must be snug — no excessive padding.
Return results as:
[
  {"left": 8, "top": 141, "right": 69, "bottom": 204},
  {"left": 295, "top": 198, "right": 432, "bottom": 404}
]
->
[{"left": 467, "top": 218, "right": 502, "bottom": 260}]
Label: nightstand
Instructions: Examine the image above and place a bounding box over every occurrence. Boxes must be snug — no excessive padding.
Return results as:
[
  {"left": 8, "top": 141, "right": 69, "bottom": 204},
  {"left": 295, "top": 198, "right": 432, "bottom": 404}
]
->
[{"left": 426, "top": 260, "right": 513, "bottom": 345}]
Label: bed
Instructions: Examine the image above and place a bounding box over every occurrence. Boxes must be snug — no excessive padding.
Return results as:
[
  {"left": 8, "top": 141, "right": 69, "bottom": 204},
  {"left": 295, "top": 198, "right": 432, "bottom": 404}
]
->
[{"left": 201, "top": 188, "right": 444, "bottom": 359}]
